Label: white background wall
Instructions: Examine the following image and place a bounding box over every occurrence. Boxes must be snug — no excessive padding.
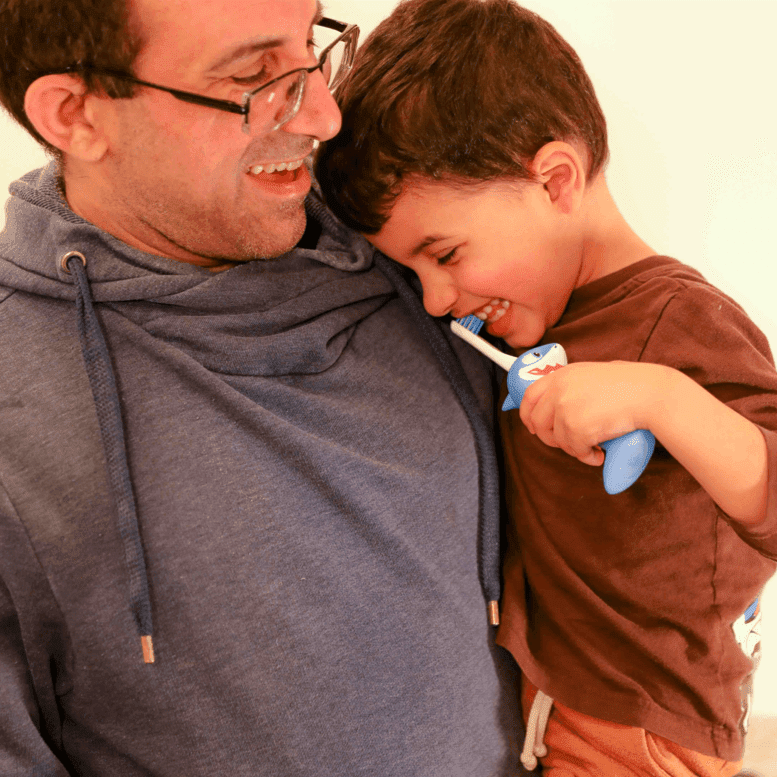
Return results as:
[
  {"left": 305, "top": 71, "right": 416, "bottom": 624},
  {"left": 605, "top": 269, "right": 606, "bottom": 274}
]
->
[{"left": 1, "top": 0, "right": 776, "bottom": 715}]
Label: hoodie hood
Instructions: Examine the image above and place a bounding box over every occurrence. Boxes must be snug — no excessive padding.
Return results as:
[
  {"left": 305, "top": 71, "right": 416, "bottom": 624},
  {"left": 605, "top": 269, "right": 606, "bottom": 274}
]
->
[{"left": 0, "top": 164, "right": 387, "bottom": 377}]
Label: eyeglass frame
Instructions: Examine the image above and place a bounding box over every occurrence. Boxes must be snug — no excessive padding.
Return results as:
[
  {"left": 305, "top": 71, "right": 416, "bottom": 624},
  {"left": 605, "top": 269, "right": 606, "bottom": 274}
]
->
[{"left": 43, "top": 17, "right": 359, "bottom": 134}]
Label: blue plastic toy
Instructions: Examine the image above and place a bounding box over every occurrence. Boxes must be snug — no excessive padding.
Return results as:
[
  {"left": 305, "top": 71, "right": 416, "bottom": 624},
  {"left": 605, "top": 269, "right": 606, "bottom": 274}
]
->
[{"left": 451, "top": 318, "right": 655, "bottom": 494}]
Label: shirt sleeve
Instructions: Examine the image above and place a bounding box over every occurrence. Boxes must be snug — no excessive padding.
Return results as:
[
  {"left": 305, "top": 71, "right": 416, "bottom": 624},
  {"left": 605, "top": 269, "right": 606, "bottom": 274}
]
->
[{"left": 639, "top": 282, "right": 777, "bottom": 558}]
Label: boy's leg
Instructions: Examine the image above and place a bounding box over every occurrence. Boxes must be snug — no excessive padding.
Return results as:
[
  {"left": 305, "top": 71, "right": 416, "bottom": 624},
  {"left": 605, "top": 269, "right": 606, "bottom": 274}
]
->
[{"left": 521, "top": 675, "right": 742, "bottom": 777}]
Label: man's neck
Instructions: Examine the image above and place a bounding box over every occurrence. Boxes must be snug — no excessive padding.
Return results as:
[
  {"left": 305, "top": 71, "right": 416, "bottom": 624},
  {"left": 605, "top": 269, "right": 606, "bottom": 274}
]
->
[{"left": 61, "top": 168, "right": 236, "bottom": 271}]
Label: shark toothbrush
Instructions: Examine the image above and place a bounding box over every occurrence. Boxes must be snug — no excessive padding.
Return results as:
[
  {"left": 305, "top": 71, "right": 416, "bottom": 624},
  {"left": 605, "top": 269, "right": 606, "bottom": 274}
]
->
[{"left": 451, "top": 315, "right": 655, "bottom": 495}]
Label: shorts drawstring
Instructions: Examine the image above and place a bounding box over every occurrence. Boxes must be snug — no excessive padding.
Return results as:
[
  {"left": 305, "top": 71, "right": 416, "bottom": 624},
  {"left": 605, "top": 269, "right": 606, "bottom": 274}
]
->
[{"left": 521, "top": 689, "right": 554, "bottom": 770}]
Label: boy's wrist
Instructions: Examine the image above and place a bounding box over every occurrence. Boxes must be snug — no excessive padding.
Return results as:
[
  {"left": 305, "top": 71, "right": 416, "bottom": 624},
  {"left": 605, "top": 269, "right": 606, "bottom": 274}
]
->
[{"left": 631, "top": 362, "right": 685, "bottom": 435}]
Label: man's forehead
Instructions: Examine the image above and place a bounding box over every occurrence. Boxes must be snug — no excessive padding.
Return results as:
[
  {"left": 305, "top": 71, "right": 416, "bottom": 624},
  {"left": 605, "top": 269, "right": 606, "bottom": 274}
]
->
[{"left": 130, "top": 0, "right": 322, "bottom": 73}]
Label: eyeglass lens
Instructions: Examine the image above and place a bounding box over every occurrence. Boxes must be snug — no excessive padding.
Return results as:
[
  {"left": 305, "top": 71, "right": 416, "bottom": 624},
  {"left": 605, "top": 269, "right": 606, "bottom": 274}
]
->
[{"left": 247, "top": 29, "right": 352, "bottom": 134}]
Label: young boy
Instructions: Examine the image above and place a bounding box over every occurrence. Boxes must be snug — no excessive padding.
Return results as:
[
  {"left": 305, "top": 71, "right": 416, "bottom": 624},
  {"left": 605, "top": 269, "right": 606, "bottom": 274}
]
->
[{"left": 315, "top": 1, "right": 777, "bottom": 775}]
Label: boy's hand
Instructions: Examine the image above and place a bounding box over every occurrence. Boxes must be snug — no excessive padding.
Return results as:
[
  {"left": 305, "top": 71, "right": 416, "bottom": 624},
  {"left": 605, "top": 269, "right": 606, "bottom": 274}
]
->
[
  {"left": 518, "top": 361, "right": 667, "bottom": 466},
  {"left": 518, "top": 358, "right": 767, "bottom": 525}
]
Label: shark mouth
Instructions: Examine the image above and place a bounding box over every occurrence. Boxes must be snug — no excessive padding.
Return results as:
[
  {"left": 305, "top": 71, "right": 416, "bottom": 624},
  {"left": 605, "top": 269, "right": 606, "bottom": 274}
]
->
[
  {"left": 527, "top": 363, "right": 564, "bottom": 377},
  {"left": 517, "top": 344, "right": 568, "bottom": 384}
]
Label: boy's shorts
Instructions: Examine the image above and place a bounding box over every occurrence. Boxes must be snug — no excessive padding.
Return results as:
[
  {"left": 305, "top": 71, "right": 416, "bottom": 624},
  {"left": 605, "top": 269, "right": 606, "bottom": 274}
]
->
[{"left": 521, "top": 675, "right": 742, "bottom": 776}]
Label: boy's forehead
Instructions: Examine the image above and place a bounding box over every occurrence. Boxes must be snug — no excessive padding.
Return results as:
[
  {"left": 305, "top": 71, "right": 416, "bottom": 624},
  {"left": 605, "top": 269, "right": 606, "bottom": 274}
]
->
[
  {"left": 388, "top": 178, "right": 514, "bottom": 227},
  {"left": 393, "top": 180, "right": 471, "bottom": 221},
  {"left": 369, "top": 183, "right": 465, "bottom": 257},
  {"left": 131, "top": 0, "right": 321, "bottom": 76},
  {"left": 370, "top": 177, "right": 535, "bottom": 260},
  {"left": 383, "top": 182, "right": 452, "bottom": 226}
]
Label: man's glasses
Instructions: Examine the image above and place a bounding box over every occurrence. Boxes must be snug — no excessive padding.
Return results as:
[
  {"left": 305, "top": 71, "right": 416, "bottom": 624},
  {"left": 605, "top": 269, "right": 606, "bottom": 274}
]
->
[{"left": 49, "top": 18, "right": 358, "bottom": 135}]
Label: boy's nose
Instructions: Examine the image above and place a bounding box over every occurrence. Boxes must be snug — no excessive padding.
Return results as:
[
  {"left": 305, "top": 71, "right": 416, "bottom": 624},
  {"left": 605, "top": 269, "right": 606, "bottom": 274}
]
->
[{"left": 420, "top": 274, "right": 458, "bottom": 317}]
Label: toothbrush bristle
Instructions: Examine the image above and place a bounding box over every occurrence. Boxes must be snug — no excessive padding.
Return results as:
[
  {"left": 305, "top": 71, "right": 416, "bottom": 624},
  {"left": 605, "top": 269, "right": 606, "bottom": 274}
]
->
[{"left": 454, "top": 315, "right": 485, "bottom": 335}]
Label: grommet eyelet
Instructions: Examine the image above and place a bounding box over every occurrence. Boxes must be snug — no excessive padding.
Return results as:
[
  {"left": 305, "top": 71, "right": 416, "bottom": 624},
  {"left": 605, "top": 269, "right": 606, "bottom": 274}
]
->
[{"left": 61, "top": 250, "right": 87, "bottom": 273}]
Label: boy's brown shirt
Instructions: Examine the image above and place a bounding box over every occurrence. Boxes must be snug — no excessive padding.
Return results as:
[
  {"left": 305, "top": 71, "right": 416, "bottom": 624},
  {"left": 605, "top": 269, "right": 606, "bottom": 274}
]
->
[{"left": 497, "top": 256, "right": 777, "bottom": 760}]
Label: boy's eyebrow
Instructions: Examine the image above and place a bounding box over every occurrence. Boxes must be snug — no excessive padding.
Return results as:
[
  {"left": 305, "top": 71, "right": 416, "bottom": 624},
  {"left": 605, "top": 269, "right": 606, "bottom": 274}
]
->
[
  {"left": 206, "top": 1, "right": 324, "bottom": 74},
  {"left": 410, "top": 235, "right": 448, "bottom": 257}
]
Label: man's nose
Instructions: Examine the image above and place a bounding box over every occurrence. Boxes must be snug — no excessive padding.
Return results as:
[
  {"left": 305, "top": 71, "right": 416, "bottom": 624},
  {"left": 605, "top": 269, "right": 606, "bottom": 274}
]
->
[{"left": 281, "top": 68, "right": 341, "bottom": 141}]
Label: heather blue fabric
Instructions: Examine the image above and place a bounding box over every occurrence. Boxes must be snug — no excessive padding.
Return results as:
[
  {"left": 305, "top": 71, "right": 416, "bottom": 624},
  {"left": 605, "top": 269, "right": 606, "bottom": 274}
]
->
[
  {"left": 372, "top": 253, "right": 502, "bottom": 609},
  {"left": 0, "top": 164, "right": 529, "bottom": 776}
]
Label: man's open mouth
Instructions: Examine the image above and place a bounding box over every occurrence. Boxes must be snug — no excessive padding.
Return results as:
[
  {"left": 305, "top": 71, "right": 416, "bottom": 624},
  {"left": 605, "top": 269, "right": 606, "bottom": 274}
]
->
[{"left": 249, "top": 158, "right": 306, "bottom": 175}]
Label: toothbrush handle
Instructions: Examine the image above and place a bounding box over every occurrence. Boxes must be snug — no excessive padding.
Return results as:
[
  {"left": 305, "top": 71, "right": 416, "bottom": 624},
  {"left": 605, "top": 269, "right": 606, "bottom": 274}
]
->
[
  {"left": 599, "top": 429, "right": 656, "bottom": 495},
  {"left": 450, "top": 321, "right": 516, "bottom": 372}
]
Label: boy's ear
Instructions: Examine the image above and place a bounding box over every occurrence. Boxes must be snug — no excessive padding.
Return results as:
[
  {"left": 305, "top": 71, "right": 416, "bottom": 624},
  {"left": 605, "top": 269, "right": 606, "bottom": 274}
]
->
[
  {"left": 24, "top": 75, "right": 110, "bottom": 162},
  {"left": 531, "top": 141, "right": 586, "bottom": 214}
]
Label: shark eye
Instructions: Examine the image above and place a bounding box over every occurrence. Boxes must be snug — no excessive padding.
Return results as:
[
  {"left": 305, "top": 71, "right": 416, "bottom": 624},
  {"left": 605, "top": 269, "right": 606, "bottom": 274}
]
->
[{"left": 533, "top": 352, "right": 540, "bottom": 358}]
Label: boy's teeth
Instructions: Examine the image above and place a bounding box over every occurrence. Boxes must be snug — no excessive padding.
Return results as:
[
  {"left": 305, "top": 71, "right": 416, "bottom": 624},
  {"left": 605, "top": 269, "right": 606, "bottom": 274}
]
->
[{"left": 473, "top": 298, "right": 510, "bottom": 322}]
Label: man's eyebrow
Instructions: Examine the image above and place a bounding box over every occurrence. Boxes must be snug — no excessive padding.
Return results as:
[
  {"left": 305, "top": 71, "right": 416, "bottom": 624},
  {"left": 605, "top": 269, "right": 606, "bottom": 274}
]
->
[
  {"left": 206, "top": 38, "right": 284, "bottom": 74},
  {"left": 206, "top": 1, "right": 325, "bottom": 74}
]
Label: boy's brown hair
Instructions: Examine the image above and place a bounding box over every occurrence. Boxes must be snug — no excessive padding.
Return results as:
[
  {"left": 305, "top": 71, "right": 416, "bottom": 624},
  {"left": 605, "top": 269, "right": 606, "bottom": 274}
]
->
[
  {"left": 0, "top": 0, "right": 143, "bottom": 154},
  {"left": 315, "top": 0, "right": 608, "bottom": 234}
]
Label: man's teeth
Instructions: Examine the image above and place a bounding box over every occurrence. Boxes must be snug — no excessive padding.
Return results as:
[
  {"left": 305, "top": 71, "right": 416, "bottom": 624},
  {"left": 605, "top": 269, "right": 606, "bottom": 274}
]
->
[
  {"left": 474, "top": 299, "right": 511, "bottom": 322},
  {"left": 250, "top": 158, "right": 305, "bottom": 175}
]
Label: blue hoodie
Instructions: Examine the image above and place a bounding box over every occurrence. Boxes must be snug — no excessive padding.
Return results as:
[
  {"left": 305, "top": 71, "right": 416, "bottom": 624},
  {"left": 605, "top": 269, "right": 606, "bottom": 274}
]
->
[{"left": 0, "top": 164, "right": 529, "bottom": 776}]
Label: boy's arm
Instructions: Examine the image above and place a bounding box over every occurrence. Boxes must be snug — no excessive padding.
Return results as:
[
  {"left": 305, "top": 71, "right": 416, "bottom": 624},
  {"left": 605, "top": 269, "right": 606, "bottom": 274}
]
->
[
  {"left": 646, "top": 365, "right": 767, "bottom": 526},
  {"left": 519, "top": 360, "right": 769, "bottom": 526}
]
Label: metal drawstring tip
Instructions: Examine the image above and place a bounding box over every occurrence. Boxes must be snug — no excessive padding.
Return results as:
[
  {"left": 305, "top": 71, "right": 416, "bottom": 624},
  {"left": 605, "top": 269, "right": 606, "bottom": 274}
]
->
[
  {"left": 141, "top": 635, "right": 155, "bottom": 664},
  {"left": 487, "top": 600, "right": 500, "bottom": 626}
]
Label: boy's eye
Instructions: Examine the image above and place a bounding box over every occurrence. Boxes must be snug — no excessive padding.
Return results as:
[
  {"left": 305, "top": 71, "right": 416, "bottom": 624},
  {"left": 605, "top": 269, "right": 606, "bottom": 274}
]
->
[{"left": 437, "top": 247, "right": 460, "bottom": 266}]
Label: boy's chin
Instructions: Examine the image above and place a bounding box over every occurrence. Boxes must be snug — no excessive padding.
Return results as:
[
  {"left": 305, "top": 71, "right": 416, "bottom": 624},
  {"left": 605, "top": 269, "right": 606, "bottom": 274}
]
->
[
  {"left": 492, "top": 320, "right": 545, "bottom": 351},
  {"left": 503, "top": 334, "right": 535, "bottom": 350},
  {"left": 486, "top": 311, "right": 525, "bottom": 349}
]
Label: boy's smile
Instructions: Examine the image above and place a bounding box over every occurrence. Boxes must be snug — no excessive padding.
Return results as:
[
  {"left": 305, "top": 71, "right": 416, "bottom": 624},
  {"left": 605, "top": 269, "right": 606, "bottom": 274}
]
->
[{"left": 367, "top": 178, "right": 585, "bottom": 349}]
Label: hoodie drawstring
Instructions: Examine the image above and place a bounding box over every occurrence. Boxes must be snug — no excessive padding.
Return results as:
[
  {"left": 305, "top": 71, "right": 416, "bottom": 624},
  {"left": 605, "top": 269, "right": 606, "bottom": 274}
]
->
[
  {"left": 62, "top": 251, "right": 155, "bottom": 664},
  {"left": 372, "top": 252, "right": 501, "bottom": 626},
  {"left": 520, "top": 689, "right": 554, "bottom": 771},
  {"left": 61, "top": 246, "right": 501, "bottom": 662}
]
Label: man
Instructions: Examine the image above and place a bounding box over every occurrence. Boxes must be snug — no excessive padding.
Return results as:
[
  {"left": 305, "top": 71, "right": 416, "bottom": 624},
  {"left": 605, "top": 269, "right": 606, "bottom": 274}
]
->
[{"left": 0, "top": 0, "right": 526, "bottom": 774}]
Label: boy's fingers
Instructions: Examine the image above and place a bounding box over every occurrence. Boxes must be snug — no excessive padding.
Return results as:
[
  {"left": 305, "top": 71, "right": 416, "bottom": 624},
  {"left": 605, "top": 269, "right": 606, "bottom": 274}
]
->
[
  {"left": 518, "top": 387, "right": 540, "bottom": 434},
  {"left": 524, "top": 396, "right": 556, "bottom": 443},
  {"left": 579, "top": 447, "right": 605, "bottom": 467},
  {"left": 535, "top": 426, "right": 561, "bottom": 450},
  {"left": 572, "top": 444, "right": 604, "bottom": 466},
  {"left": 553, "top": 423, "right": 605, "bottom": 466}
]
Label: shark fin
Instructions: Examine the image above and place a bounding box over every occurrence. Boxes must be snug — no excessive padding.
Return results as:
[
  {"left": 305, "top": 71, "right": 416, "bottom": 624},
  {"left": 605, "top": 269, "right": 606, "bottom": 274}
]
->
[{"left": 502, "top": 394, "right": 519, "bottom": 412}]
